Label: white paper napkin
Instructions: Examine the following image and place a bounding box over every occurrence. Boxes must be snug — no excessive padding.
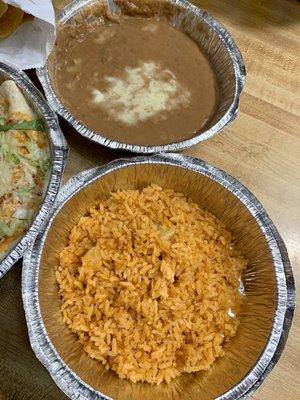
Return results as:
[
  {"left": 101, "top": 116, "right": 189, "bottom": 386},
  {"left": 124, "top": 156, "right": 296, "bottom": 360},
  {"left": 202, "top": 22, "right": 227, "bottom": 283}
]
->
[{"left": 0, "top": 0, "right": 56, "bottom": 69}]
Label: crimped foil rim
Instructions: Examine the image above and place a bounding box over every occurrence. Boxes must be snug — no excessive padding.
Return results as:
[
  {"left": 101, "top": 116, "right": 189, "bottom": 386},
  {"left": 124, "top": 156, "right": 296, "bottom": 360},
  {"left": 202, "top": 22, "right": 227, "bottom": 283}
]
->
[
  {"left": 0, "top": 62, "right": 69, "bottom": 279},
  {"left": 36, "top": 0, "right": 246, "bottom": 154},
  {"left": 22, "top": 153, "right": 295, "bottom": 400}
]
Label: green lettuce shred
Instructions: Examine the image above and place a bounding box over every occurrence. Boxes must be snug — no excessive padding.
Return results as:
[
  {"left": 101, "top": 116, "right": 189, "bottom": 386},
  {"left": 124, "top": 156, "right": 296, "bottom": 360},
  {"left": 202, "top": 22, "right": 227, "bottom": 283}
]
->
[{"left": 0, "top": 119, "right": 45, "bottom": 132}]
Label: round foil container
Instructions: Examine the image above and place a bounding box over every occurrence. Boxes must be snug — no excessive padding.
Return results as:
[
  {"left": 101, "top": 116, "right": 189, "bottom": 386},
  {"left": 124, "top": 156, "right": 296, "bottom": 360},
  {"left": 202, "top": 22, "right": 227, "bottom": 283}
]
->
[
  {"left": 23, "top": 153, "right": 295, "bottom": 400},
  {"left": 0, "top": 62, "right": 69, "bottom": 278},
  {"left": 37, "top": 0, "right": 246, "bottom": 153}
]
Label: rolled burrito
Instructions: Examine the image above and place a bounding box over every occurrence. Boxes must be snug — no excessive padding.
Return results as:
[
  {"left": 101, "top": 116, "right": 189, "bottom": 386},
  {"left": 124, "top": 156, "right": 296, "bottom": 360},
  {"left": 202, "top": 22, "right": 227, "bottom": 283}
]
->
[{"left": 0, "top": 79, "right": 50, "bottom": 258}]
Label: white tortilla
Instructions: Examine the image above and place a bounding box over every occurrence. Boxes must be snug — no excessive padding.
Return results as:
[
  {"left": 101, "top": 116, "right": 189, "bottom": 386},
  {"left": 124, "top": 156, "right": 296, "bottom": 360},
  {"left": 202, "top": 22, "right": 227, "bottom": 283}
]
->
[{"left": 0, "top": 79, "right": 35, "bottom": 120}]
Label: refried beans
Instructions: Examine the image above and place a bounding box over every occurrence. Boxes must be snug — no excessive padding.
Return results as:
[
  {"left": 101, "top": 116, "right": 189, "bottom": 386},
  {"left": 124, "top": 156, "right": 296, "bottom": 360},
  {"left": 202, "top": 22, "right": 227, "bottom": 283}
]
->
[{"left": 50, "top": 11, "right": 219, "bottom": 146}]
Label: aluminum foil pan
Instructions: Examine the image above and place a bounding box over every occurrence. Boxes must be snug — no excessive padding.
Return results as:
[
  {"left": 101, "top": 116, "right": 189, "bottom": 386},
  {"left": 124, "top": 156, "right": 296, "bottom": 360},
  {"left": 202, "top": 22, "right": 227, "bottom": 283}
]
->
[
  {"left": 22, "top": 153, "right": 295, "bottom": 400},
  {"left": 37, "top": 0, "right": 246, "bottom": 153},
  {"left": 0, "top": 62, "right": 69, "bottom": 279}
]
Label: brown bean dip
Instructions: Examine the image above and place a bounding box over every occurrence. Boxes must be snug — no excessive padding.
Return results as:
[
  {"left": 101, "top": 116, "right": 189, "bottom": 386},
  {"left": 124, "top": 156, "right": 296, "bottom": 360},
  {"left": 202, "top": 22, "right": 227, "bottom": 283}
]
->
[{"left": 50, "top": 5, "right": 219, "bottom": 146}]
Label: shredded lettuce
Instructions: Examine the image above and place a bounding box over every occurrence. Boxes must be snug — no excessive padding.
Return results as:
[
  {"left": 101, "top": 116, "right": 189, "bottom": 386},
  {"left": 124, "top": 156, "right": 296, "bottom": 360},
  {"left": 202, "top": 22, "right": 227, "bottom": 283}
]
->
[
  {"left": 0, "top": 218, "right": 26, "bottom": 237},
  {"left": 0, "top": 118, "right": 50, "bottom": 250},
  {"left": 0, "top": 119, "right": 44, "bottom": 132}
]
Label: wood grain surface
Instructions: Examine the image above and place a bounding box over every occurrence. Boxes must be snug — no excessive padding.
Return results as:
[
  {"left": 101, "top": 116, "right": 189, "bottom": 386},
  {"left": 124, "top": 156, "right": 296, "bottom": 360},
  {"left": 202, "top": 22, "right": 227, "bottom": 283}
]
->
[{"left": 0, "top": 0, "right": 299, "bottom": 399}]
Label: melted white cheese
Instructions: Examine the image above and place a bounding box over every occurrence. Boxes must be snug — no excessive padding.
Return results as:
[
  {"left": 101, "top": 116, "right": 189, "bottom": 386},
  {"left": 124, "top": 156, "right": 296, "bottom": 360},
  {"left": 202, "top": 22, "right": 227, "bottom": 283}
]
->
[
  {"left": 141, "top": 23, "right": 159, "bottom": 33},
  {"left": 91, "top": 61, "right": 191, "bottom": 126}
]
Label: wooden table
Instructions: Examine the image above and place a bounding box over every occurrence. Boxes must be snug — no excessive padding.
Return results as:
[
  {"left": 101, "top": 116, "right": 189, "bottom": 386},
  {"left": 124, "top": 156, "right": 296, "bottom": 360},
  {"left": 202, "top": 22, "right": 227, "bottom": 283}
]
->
[{"left": 0, "top": 1, "right": 299, "bottom": 399}]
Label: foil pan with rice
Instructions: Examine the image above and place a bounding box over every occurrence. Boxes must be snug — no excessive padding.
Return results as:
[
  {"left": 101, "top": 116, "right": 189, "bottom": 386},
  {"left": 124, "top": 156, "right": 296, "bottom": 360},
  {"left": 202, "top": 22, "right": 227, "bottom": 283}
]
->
[{"left": 22, "top": 154, "right": 295, "bottom": 400}]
